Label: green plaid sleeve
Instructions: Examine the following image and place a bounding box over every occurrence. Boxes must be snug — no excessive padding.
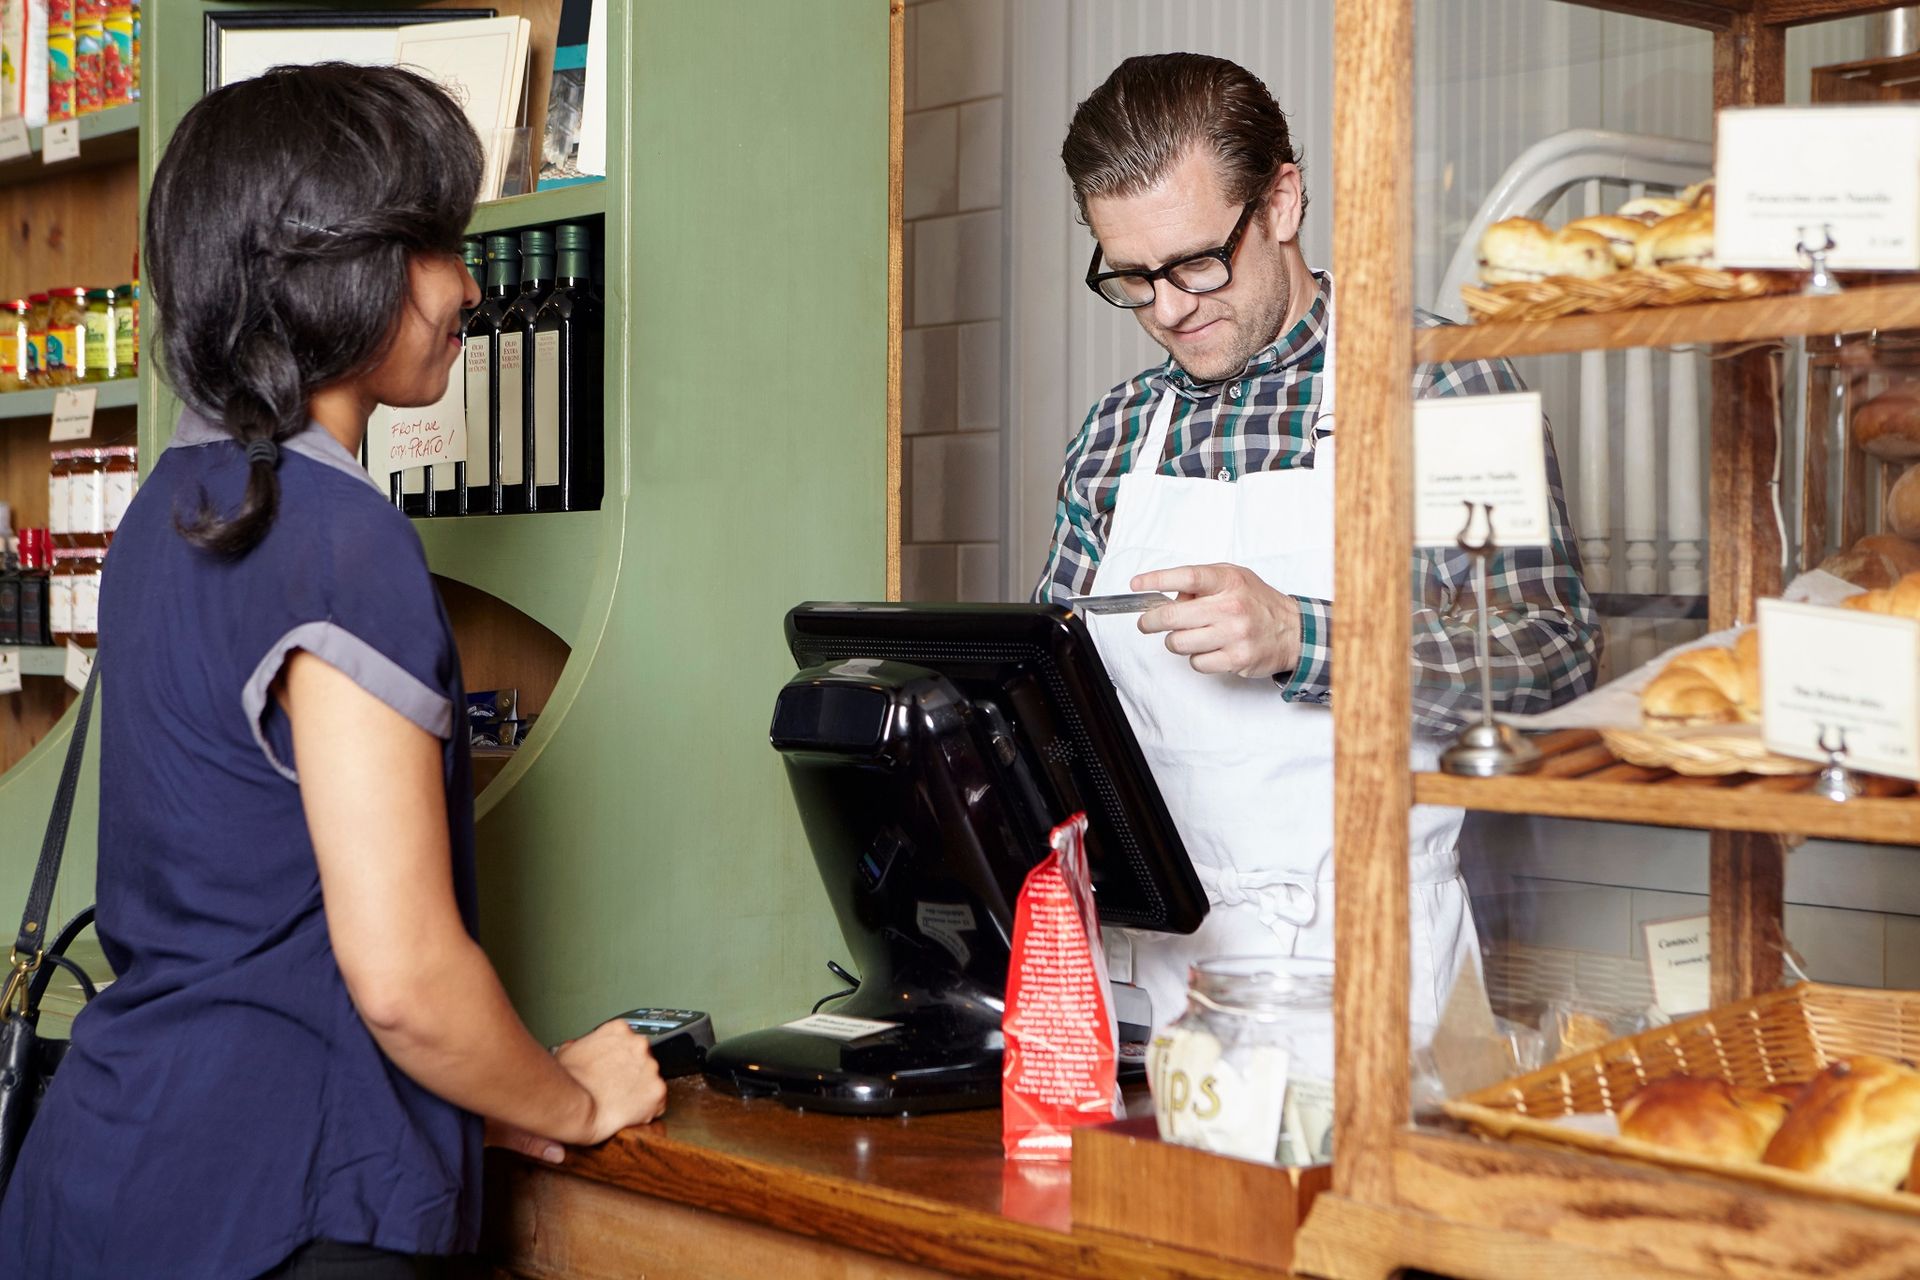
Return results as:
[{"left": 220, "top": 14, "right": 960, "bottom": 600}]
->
[{"left": 1276, "top": 595, "right": 1332, "bottom": 703}]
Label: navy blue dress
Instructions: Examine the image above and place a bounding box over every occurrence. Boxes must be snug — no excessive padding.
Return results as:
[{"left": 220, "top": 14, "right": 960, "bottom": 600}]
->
[{"left": 0, "top": 409, "right": 481, "bottom": 1278}]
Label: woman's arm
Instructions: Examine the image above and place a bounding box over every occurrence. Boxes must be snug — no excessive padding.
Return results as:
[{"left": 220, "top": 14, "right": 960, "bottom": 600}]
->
[{"left": 282, "top": 651, "right": 664, "bottom": 1146}]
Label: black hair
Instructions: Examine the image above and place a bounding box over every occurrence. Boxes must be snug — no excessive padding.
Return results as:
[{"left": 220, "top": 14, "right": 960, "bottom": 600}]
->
[{"left": 145, "top": 63, "right": 483, "bottom": 557}]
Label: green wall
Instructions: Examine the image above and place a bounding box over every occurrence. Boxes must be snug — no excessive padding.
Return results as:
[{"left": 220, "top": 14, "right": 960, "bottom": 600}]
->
[{"left": 1, "top": 1, "right": 892, "bottom": 1049}]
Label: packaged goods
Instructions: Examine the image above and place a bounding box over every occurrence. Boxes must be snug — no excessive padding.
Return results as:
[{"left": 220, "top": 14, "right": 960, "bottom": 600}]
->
[
  {"left": 100, "top": 0, "right": 126, "bottom": 107},
  {"left": 45, "top": 0, "right": 70, "bottom": 121},
  {"left": 71, "top": 2, "right": 97, "bottom": 114}
]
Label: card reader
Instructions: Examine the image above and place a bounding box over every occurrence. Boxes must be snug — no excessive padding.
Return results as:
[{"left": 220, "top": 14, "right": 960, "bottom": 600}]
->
[{"left": 619, "top": 1008, "right": 716, "bottom": 1079}]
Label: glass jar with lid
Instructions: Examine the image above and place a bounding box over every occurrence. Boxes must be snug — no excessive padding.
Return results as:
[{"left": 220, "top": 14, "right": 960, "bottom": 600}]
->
[
  {"left": 1146, "top": 956, "right": 1336, "bottom": 1166},
  {"left": 103, "top": 445, "right": 138, "bottom": 535},
  {"left": 48, "top": 450, "right": 76, "bottom": 544},
  {"left": 57, "top": 450, "right": 109, "bottom": 549},
  {"left": 25, "top": 293, "right": 50, "bottom": 387},
  {"left": 49, "top": 548, "right": 76, "bottom": 647},
  {"left": 0, "top": 298, "right": 27, "bottom": 393},
  {"left": 63, "top": 546, "right": 104, "bottom": 647},
  {"left": 114, "top": 282, "right": 136, "bottom": 375},
  {"left": 45, "top": 287, "right": 88, "bottom": 385},
  {"left": 83, "top": 288, "right": 116, "bottom": 382}
]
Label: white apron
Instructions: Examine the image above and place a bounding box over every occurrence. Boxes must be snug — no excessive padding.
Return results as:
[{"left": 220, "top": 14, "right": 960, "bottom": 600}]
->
[{"left": 1086, "top": 318, "right": 1479, "bottom": 1049}]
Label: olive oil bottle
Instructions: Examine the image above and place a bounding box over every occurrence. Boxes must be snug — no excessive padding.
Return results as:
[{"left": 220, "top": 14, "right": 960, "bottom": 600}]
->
[
  {"left": 501, "top": 227, "right": 554, "bottom": 515},
  {"left": 531, "top": 223, "right": 602, "bottom": 512},
  {"left": 465, "top": 234, "right": 522, "bottom": 515}
]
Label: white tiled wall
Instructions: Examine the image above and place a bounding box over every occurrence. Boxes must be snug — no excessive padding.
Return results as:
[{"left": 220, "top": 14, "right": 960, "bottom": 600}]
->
[{"left": 901, "top": 0, "right": 1007, "bottom": 602}]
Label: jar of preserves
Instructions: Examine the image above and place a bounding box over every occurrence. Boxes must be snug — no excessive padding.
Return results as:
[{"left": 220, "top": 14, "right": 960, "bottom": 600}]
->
[
  {"left": 49, "top": 548, "right": 75, "bottom": 646},
  {"left": 48, "top": 450, "right": 75, "bottom": 544},
  {"left": 64, "top": 546, "right": 104, "bottom": 647},
  {"left": 63, "top": 449, "right": 108, "bottom": 548},
  {"left": 103, "top": 445, "right": 138, "bottom": 535},
  {"left": 0, "top": 298, "right": 26, "bottom": 393},
  {"left": 25, "top": 293, "right": 50, "bottom": 387},
  {"left": 83, "top": 288, "right": 116, "bottom": 382},
  {"left": 1147, "top": 957, "right": 1336, "bottom": 1167},
  {"left": 115, "top": 282, "right": 136, "bottom": 375},
  {"left": 45, "top": 287, "right": 88, "bottom": 385}
]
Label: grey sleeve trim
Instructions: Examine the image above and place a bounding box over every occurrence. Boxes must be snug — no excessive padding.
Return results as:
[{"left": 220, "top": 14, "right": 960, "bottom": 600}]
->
[{"left": 242, "top": 619, "right": 455, "bottom": 783}]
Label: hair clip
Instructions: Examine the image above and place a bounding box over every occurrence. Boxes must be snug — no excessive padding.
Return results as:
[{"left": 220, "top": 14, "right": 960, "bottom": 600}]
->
[{"left": 282, "top": 215, "right": 343, "bottom": 239}]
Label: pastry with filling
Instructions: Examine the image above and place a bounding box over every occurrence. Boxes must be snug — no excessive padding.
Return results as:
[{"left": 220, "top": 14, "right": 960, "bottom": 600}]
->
[
  {"left": 1761, "top": 1055, "right": 1920, "bottom": 1191},
  {"left": 1618, "top": 1077, "right": 1791, "bottom": 1163},
  {"left": 1477, "top": 218, "right": 1617, "bottom": 285}
]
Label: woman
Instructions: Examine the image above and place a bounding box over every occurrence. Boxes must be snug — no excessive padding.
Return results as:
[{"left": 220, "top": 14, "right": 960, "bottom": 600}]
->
[{"left": 0, "top": 65, "right": 664, "bottom": 1279}]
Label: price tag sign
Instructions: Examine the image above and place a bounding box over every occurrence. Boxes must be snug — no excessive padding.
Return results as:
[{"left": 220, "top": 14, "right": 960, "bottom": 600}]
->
[
  {"left": 63, "top": 642, "right": 93, "bottom": 693},
  {"left": 0, "top": 117, "right": 30, "bottom": 163},
  {"left": 367, "top": 361, "right": 466, "bottom": 489},
  {"left": 41, "top": 119, "right": 80, "bottom": 164},
  {"left": 50, "top": 387, "right": 97, "bottom": 442},
  {"left": 1717, "top": 106, "right": 1920, "bottom": 270},
  {"left": 1643, "top": 914, "right": 1711, "bottom": 1017},
  {"left": 1412, "top": 391, "right": 1551, "bottom": 548},
  {"left": 0, "top": 650, "right": 20, "bottom": 696},
  {"left": 778, "top": 1013, "right": 898, "bottom": 1043},
  {"left": 1759, "top": 598, "right": 1920, "bottom": 779}
]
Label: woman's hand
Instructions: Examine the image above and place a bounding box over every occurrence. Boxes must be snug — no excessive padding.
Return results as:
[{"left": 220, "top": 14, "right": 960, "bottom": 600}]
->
[{"left": 554, "top": 1018, "right": 669, "bottom": 1146}]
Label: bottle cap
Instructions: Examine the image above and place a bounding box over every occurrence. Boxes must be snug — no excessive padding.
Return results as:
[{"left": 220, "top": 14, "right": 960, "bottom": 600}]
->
[
  {"left": 556, "top": 223, "right": 592, "bottom": 251},
  {"left": 484, "top": 233, "right": 519, "bottom": 261},
  {"left": 520, "top": 227, "right": 554, "bottom": 254}
]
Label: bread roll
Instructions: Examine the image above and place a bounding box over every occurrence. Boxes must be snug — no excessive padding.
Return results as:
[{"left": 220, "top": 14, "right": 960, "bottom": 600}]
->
[
  {"left": 1761, "top": 1055, "right": 1920, "bottom": 1191},
  {"left": 1844, "top": 569, "right": 1920, "bottom": 618},
  {"left": 1733, "top": 628, "right": 1761, "bottom": 712},
  {"left": 1641, "top": 638, "right": 1760, "bottom": 725},
  {"left": 1478, "top": 218, "right": 1616, "bottom": 284},
  {"left": 1821, "top": 545, "right": 1902, "bottom": 590},
  {"left": 1619, "top": 1077, "right": 1791, "bottom": 1162},
  {"left": 1635, "top": 208, "right": 1716, "bottom": 269},
  {"left": 1618, "top": 195, "right": 1688, "bottom": 223},
  {"left": 1565, "top": 215, "right": 1645, "bottom": 268},
  {"left": 1889, "top": 465, "right": 1920, "bottom": 540},
  {"left": 1681, "top": 179, "right": 1715, "bottom": 210},
  {"left": 1862, "top": 534, "right": 1920, "bottom": 577},
  {"left": 1851, "top": 389, "right": 1920, "bottom": 461}
]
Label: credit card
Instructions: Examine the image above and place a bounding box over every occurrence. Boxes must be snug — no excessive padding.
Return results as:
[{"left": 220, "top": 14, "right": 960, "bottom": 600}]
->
[{"left": 1067, "top": 591, "right": 1174, "bottom": 616}]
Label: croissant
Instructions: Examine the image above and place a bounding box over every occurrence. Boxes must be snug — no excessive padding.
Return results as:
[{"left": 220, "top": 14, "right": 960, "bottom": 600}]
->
[{"left": 1640, "top": 631, "right": 1761, "bottom": 727}]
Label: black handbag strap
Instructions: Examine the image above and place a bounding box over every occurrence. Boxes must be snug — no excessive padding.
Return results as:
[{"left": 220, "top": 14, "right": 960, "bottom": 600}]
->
[{"left": 14, "top": 663, "right": 100, "bottom": 960}]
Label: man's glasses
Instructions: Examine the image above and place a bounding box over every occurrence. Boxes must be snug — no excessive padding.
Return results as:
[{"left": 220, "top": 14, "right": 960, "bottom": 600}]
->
[{"left": 1085, "top": 198, "right": 1261, "bottom": 309}]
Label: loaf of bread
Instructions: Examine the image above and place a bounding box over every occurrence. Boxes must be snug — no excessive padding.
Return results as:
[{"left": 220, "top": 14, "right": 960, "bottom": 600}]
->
[
  {"left": 1760, "top": 1055, "right": 1920, "bottom": 1191},
  {"left": 1820, "top": 535, "right": 1920, "bottom": 589},
  {"left": 1640, "top": 632, "right": 1760, "bottom": 726},
  {"left": 1889, "top": 465, "right": 1920, "bottom": 541},
  {"left": 1618, "top": 1077, "right": 1791, "bottom": 1163},
  {"left": 1477, "top": 218, "right": 1618, "bottom": 284},
  {"left": 1852, "top": 388, "right": 1920, "bottom": 462}
]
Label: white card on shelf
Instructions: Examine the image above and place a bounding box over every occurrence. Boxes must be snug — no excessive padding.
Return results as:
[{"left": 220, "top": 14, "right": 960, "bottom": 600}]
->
[
  {"left": 366, "top": 361, "right": 466, "bottom": 489},
  {"left": 41, "top": 119, "right": 80, "bottom": 164},
  {"left": 1412, "top": 391, "right": 1551, "bottom": 549},
  {"left": 0, "top": 650, "right": 20, "bottom": 696},
  {"left": 1643, "top": 914, "right": 1711, "bottom": 1017},
  {"left": 1716, "top": 106, "right": 1920, "bottom": 271},
  {"left": 778, "top": 1013, "right": 898, "bottom": 1042},
  {"left": 63, "top": 642, "right": 92, "bottom": 693},
  {"left": 1759, "top": 597, "right": 1920, "bottom": 780},
  {"left": 49, "top": 387, "right": 97, "bottom": 442},
  {"left": 0, "top": 118, "right": 30, "bottom": 163}
]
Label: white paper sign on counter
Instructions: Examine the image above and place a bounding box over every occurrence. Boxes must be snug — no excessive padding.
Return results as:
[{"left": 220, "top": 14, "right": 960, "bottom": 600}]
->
[
  {"left": 1643, "top": 914, "right": 1711, "bottom": 1017},
  {"left": 1759, "top": 597, "right": 1920, "bottom": 779},
  {"left": 63, "top": 642, "right": 93, "bottom": 693},
  {"left": 367, "top": 361, "right": 466, "bottom": 489},
  {"left": 0, "top": 650, "right": 21, "bottom": 696},
  {"left": 1412, "top": 391, "right": 1550, "bottom": 548},
  {"left": 41, "top": 119, "right": 79, "bottom": 164},
  {"left": 779, "top": 1013, "right": 898, "bottom": 1042},
  {"left": 0, "top": 118, "right": 31, "bottom": 163},
  {"left": 1717, "top": 106, "right": 1920, "bottom": 271},
  {"left": 50, "top": 387, "right": 97, "bottom": 442}
]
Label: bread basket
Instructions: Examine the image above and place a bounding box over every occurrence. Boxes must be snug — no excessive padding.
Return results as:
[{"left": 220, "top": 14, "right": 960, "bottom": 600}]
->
[
  {"left": 1461, "top": 265, "right": 1797, "bottom": 324},
  {"left": 1598, "top": 724, "right": 1820, "bottom": 776},
  {"left": 1444, "top": 982, "right": 1920, "bottom": 1216}
]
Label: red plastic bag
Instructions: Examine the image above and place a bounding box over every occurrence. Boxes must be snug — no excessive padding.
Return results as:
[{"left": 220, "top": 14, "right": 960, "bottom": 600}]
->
[{"left": 1002, "top": 812, "right": 1122, "bottom": 1160}]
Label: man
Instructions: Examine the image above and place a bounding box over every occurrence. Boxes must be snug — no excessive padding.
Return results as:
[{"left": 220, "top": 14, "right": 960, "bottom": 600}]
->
[{"left": 1036, "top": 53, "right": 1600, "bottom": 1039}]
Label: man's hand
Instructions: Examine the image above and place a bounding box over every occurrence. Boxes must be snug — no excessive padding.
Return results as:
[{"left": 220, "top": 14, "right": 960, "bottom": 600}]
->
[{"left": 1133, "top": 564, "right": 1302, "bottom": 678}]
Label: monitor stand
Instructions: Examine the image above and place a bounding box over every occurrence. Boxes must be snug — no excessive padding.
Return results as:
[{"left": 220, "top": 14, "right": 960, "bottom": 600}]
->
[{"left": 703, "top": 969, "right": 1004, "bottom": 1116}]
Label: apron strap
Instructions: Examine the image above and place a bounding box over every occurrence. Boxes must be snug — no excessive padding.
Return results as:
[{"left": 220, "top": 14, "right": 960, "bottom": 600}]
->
[{"left": 1129, "top": 386, "right": 1180, "bottom": 479}]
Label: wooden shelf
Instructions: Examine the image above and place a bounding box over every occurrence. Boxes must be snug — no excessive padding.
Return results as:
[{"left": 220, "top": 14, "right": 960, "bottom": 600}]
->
[
  {"left": 466, "top": 179, "right": 607, "bottom": 236},
  {"left": 1414, "top": 729, "right": 1920, "bottom": 844},
  {"left": 0, "top": 379, "right": 140, "bottom": 423},
  {"left": 1418, "top": 281, "right": 1920, "bottom": 363},
  {"left": 1558, "top": 0, "right": 1919, "bottom": 31},
  {"left": 0, "top": 104, "right": 140, "bottom": 187}
]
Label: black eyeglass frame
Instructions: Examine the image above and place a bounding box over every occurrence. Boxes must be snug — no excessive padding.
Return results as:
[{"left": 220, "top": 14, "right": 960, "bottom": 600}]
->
[{"left": 1084, "top": 198, "right": 1262, "bottom": 309}]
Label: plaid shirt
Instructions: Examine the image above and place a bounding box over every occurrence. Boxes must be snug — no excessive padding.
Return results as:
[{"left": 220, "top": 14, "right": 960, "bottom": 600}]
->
[{"left": 1033, "top": 273, "right": 1601, "bottom": 732}]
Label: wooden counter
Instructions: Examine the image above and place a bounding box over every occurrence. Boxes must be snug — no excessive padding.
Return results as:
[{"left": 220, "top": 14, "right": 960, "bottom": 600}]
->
[{"left": 485, "top": 1077, "right": 1294, "bottom": 1280}]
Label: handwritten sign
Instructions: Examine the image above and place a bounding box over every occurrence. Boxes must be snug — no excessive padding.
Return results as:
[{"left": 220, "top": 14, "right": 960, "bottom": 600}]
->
[
  {"left": 779, "top": 1013, "right": 898, "bottom": 1043},
  {"left": 50, "top": 387, "right": 97, "bottom": 442},
  {"left": 41, "top": 119, "right": 80, "bottom": 164},
  {"left": 1759, "top": 598, "right": 1920, "bottom": 780},
  {"left": 0, "top": 118, "right": 30, "bottom": 163},
  {"left": 1717, "top": 106, "right": 1920, "bottom": 271},
  {"left": 368, "top": 362, "right": 466, "bottom": 489},
  {"left": 63, "top": 642, "right": 92, "bottom": 693},
  {"left": 0, "top": 650, "right": 20, "bottom": 696},
  {"left": 1412, "top": 391, "right": 1551, "bottom": 548},
  {"left": 1644, "top": 914, "right": 1711, "bottom": 1017}
]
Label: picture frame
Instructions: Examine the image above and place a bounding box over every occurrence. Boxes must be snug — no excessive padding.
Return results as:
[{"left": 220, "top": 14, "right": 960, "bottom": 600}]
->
[{"left": 204, "top": 9, "right": 497, "bottom": 93}]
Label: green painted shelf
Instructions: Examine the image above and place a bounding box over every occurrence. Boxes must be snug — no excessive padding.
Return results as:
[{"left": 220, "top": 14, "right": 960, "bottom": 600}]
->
[
  {"left": 467, "top": 180, "right": 607, "bottom": 236},
  {"left": 10, "top": 646, "right": 73, "bottom": 678},
  {"left": 412, "top": 508, "right": 606, "bottom": 645},
  {"left": 0, "top": 103, "right": 141, "bottom": 186},
  {"left": 0, "top": 379, "right": 141, "bottom": 422}
]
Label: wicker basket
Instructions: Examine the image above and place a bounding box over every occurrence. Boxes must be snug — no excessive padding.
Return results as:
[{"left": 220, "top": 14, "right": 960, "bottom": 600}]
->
[
  {"left": 1599, "top": 724, "right": 1820, "bottom": 777},
  {"left": 1461, "top": 265, "right": 1798, "bottom": 323},
  {"left": 1445, "top": 982, "right": 1920, "bottom": 1216}
]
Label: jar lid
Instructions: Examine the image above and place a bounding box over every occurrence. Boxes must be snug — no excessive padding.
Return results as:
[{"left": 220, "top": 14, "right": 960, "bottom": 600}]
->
[
  {"left": 103, "top": 445, "right": 138, "bottom": 458},
  {"left": 3, "top": 298, "right": 26, "bottom": 311},
  {"left": 49, "top": 449, "right": 74, "bottom": 462},
  {"left": 28, "top": 292, "right": 46, "bottom": 303},
  {"left": 63, "top": 286, "right": 87, "bottom": 298},
  {"left": 73, "top": 548, "right": 106, "bottom": 560},
  {"left": 85, "top": 288, "right": 112, "bottom": 302},
  {"left": 116, "top": 283, "right": 133, "bottom": 295}
]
